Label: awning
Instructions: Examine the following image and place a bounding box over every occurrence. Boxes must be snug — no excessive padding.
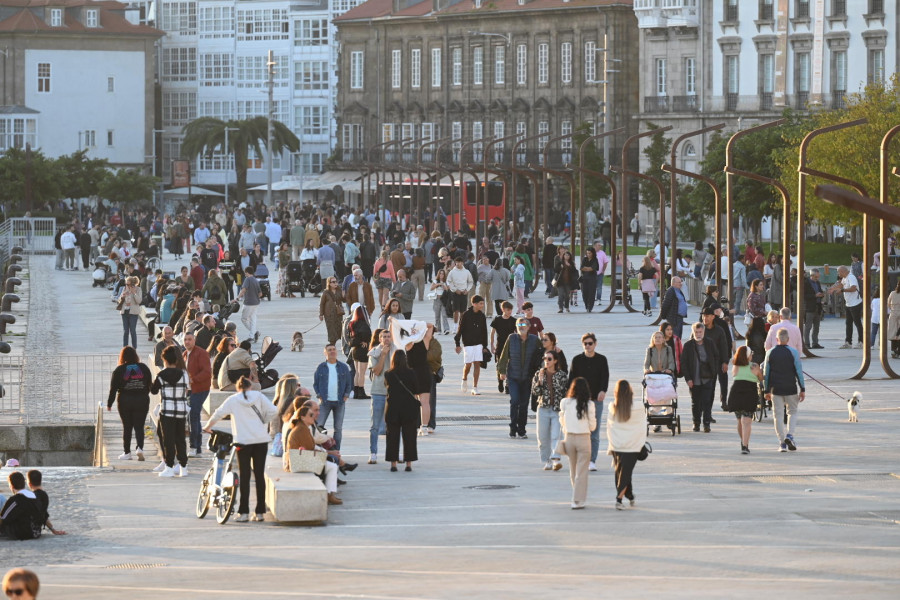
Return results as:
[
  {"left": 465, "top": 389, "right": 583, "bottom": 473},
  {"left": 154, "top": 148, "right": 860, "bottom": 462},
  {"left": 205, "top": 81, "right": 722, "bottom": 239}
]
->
[{"left": 164, "top": 186, "right": 224, "bottom": 197}]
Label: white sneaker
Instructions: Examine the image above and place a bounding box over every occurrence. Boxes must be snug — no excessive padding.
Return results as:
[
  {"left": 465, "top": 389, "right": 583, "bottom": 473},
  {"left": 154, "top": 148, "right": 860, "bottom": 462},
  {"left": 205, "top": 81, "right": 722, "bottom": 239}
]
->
[
  {"left": 854, "top": 342, "right": 863, "bottom": 349},
  {"left": 615, "top": 500, "right": 626, "bottom": 510},
  {"left": 840, "top": 342, "right": 852, "bottom": 349},
  {"left": 177, "top": 466, "right": 188, "bottom": 477},
  {"left": 234, "top": 513, "right": 249, "bottom": 522},
  {"left": 192, "top": 449, "right": 202, "bottom": 457},
  {"left": 542, "top": 461, "right": 552, "bottom": 470},
  {"left": 172, "top": 464, "right": 182, "bottom": 477},
  {"left": 158, "top": 466, "right": 175, "bottom": 477},
  {"left": 152, "top": 460, "right": 166, "bottom": 473},
  {"left": 460, "top": 380, "right": 468, "bottom": 392},
  {"left": 368, "top": 453, "right": 377, "bottom": 464},
  {"left": 118, "top": 452, "right": 132, "bottom": 460},
  {"left": 135, "top": 448, "right": 145, "bottom": 461},
  {"left": 471, "top": 387, "right": 480, "bottom": 396},
  {"left": 250, "top": 513, "right": 265, "bottom": 522},
  {"left": 589, "top": 462, "right": 598, "bottom": 472}
]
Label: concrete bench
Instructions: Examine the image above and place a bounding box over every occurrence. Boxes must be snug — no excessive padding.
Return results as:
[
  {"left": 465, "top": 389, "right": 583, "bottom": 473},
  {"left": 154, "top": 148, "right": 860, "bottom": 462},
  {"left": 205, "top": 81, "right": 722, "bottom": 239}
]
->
[
  {"left": 203, "top": 390, "right": 231, "bottom": 416},
  {"left": 264, "top": 464, "right": 328, "bottom": 524}
]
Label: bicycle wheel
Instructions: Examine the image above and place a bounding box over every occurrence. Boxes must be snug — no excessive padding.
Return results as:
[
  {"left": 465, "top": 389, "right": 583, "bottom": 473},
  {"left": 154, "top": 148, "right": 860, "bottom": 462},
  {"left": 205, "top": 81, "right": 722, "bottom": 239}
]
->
[
  {"left": 196, "top": 467, "right": 213, "bottom": 518},
  {"left": 216, "top": 463, "right": 238, "bottom": 524},
  {"left": 146, "top": 257, "right": 162, "bottom": 271},
  {"left": 755, "top": 403, "right": 765, "bottom": 422}
]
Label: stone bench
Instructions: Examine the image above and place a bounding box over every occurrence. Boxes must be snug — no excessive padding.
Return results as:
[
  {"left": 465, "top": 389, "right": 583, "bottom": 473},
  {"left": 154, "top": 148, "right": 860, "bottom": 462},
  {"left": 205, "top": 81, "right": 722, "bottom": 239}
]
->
[
  {"left": 203, "top": 390, "right": 231, "bottom": 416},
  {"left": 264, "top": 464, "right": 328, "bottom": 524}
]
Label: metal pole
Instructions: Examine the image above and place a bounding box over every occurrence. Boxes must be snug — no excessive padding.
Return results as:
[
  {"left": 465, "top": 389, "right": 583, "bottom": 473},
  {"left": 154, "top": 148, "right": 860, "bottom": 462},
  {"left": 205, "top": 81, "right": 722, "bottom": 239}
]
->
[
  {"left": 878, "top": 127, "right": 900, "bottom": 379},
  {"left": 509, "top": 133, "right": 545, "bottom": 247},
  {"left": 265, "top": 50, "right": 275, "bottom": 207},
  {"left": 576, "top": 127, "right": 625, "bottom": 259}
]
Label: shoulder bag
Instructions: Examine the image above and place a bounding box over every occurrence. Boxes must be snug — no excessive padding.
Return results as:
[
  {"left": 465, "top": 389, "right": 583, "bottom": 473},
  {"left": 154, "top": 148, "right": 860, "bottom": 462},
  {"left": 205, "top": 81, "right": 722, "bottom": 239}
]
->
[{"left": 637, "top": 441, "right": 653, "bottom": 461}]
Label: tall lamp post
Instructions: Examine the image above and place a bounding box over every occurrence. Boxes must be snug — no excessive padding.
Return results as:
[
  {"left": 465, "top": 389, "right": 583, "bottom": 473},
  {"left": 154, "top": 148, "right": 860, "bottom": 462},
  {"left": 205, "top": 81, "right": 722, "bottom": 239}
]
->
[
  {"left": 223, "top": 126, "right": 238, "bottom": 207},
  {"left": 594, "top": 33, "right": 621, "bottom": 185},
  {"left": 265, "top": 50, "right": 276, "bottom": 207},
  {"left": 147, "top": 128, "right": 165, "bottom": 208}
]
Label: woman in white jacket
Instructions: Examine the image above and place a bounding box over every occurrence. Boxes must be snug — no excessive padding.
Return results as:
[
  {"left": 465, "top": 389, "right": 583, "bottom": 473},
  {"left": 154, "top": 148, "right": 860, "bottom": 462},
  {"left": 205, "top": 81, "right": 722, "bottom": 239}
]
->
[
  {"left": 204, "top": 377, "right": 278, "bottom": 522},
  {"left": 606, "top": 380, "right": 647, "bottom": 510},
  {"left": 557, "top": 377, "right": 597, "bottom": 509}
]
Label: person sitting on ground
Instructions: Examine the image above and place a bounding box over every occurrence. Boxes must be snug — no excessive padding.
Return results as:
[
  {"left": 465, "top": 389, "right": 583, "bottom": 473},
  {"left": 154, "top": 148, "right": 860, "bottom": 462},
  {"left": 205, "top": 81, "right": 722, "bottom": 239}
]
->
[
  {"left": 26, "top": 470, "right": 65, "bottom": 536},
  {"left": 285, "top": 405, "right": 343, "bottom": 505},
  {"left": 218, "top": 339, "right": 259, "bottom": 391},
  {"left": 0, "top": 471, "right": 43, "bottom": 540}
]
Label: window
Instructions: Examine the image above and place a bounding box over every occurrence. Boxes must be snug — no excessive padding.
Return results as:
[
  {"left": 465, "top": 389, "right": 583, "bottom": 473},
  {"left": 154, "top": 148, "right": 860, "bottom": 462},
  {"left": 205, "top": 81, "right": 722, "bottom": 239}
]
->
[
  {"left": 201, "top": 6, "right": 234, "bottom": 38},
  {"left": 350, "top": 51, "right": 364, "bottom": 90},
  {"left": 160, "top": 1, "right": 197, "bottom": 35},
  {"left": 236, "top": 100, "right": 288, "bottom": 123},
  {"left": 411, "top": 48, "right": 421, "bottom": 89},
  {"left": 584, "top": 41, "right": 596, "bottom": 83},
  {"left": 37, "top": 63, "right": 51, "bottom": 93},
  {"left": 162, "top": 47, "right": 196, "bottom": 82},
  {"left": 431, "top": 47, "right": 442, "bottom": 88},
  {"left": 294, "top": 153, "right": 326, "bottom": 175},
  {"left": 295, "top": 106, "right": 328, "bottom": 137},
  {"left": 472, "top": 121, "right": 483, "bottom": 161},
  {"left": 401, "top": 123, "right": 414, "bottom": 141},
  {"left": 236, "top": 9, "right": 288, "bottom": 41},
  {"left": 107, "top": 130, "right": 114, "bottom": 147},
  {"left": 538, "top": 120, "right": 549, "bottom": 164},
  {"left": 759, "top": 53, "right": 774, "bottom": 108},
  {"left": 199, "top": 53, "right": 233, "bottom": 87},
  {"left": 452, "top": 47, "right": 462, "bottom": 86},
  {"left": 494, "top": 45, "right": 505, "bottom": 85},
  {"left": 83, "top": 130, "right": 96, "bottom": 147},
  {"left": 561, "top": 42, "right": 572, "bottom": 84},
  {"left": 831, "top": 0, "right": 846, "bottom": 17},
  {"left": 0, "top": 117, "right": 38, "bottom": 151},
  {"left": 516, "top": 44, "right": 527, "bottom": 86},
  {"left": 382, "top": 123, "right": 396, "bottom": 143},
  {"left": 538, "top": 43, "right": 548, "bottom": 84},
  {"left": 724, "top": 0, "right": 738, "bottom": 21},
  {"left": 50, "top": 8, "right": 62, "bottom": 26},
  {"left": 295, "top": 61, "right": 329, "bottom": 90},
  {"left": 515, "top": 121, "right": 526, "bottom": 164},
  {"left": 759, "top": 0, "right": 774, "bottom": 20},
  {"left": 161, "top": 136, "right": 183, "bottom": 178},
  {"left": 796, "top": 0, "right": 810, "bottom": 17},
  {"left": 451, "top": 121, "right": 462, "bottom": 161},
  {"left": 561, "top": 120, "right": 573, "bottom": 162},
  {"left": 199, "top": 100, "right": 233, "bottom": 120},
  {"left": 342, "top": 123, "right": 362, "bottom": 151},
  {"left": 684, "top": 57, "right": 696, "bottom": 95},
  {"left": 868, "top": 0, "right": 884, "bottom": 13},
  {"left": 107, "top": 76, "right": 115, "bottom": 92},
  {"left": 333, "top": 0, "right": 364, "bottom": 14},
  {"left": 473, "top": 47, "right": 483, "bottom": 85},
  {"left": 869, "top": 48, "right": 885, "bottom": 83},
  {"left": 294, "top": 19, "right": 327, "bottom": 46},
  {"left": 796, "top": 52, "right": 810, "bottom": 92},
  {"left": 832, "top": 50, "right": 847, "bottom": 92},
  {"left": 655, "top": 58, "right": 667, "bottom": 95},
  {"left": 421, "top": 122, "right": 435, "bottom": 143},
  {"left": 493, "top": 121, "right": 505, "bottom": 161},
  {"left": 392, "top": 50, "right": 402, "bottom": 89},
  {"left": 725, "top": 55, "right": 739, "bottom": 109},
  {"left": 85, "top": 8, "right": 99, "bottom": 27},
  {"left": 163, "top": 92, "right": 197, "bottom": 127},
  {"left": 236, "top": 55, "right": 288, "bottom": 88}
]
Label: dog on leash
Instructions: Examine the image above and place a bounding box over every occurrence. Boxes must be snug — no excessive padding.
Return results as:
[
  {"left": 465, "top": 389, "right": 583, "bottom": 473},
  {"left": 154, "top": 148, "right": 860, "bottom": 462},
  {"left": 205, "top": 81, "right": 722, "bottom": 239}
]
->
[
  {"left": 291, "top": 331, "right": 304, "bottom": 352},
  {"left": 848, "top": 391, "right": 862, "bottom": 422}
]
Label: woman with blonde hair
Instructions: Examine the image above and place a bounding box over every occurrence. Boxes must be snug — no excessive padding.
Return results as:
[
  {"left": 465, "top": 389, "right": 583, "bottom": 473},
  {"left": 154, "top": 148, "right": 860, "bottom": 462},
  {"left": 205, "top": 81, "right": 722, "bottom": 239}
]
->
[
  {"left": 271, "top": 373, "right": 300, "bottom": 436},
  {"left": 607, "top": 380, "right": 647, "bottom": 510},
  {"left": 373, "top": 249, "right": 396, "bottom": 306}
]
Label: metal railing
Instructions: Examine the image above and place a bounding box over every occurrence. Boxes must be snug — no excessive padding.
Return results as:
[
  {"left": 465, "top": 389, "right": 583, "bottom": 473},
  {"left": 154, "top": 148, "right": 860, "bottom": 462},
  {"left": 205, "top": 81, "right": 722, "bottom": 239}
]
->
[
  {"left": 93, "top": 401, "right": 105, "bottom": 467},
  {"left": 673, "top": 95, "right": 699, "bottom": 112},
  {"left": 644, "top": 96, "right": 670, "bottom": 113},
  {"left": 0, "top": 355, "right": 25, "bottom": 417},
  {"left": 795, "top": 91, "right": 809, "bottom": 109},
  {"left": 832, "top": 91, "right": 846, "bottom": 109},
  {"left": 59, "top": 354, "right": 120, "bottom": 420},
  {"left": 6, "top": 218, "right": 56, "bottom": 255},
  {"left": 724, "top": 2, "right": 739, "bottom": 21},
  {"left": 759, "top": 92, "right": 774, "bottom": 110},
  {"left": 726, "top": 93, "right": 739, "bottom": 111}
]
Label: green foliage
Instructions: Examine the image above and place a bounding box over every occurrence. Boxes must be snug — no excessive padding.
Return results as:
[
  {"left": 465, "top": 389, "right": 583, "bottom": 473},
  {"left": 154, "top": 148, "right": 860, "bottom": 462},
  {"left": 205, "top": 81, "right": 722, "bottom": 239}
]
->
[
  {"left": 55, "top": 150, "right": 110, "bottom": 200},
  {"left": 0, "top": 147, "right": 63, "bottom": 210},
  {"left": 639, "top": 122, "right": 673, "bottom": 211},
  {"left": 675, "top": 183, "right": 708, "bottom": 242},
  {"left": 181, "top": 116, "right": 300, "bottom": 204},
  {"left": 99, "top": 169, "right": 158, "bottom": 206},
  {"left": 572, "top": 122, "right": 610, "bottom": 213}
]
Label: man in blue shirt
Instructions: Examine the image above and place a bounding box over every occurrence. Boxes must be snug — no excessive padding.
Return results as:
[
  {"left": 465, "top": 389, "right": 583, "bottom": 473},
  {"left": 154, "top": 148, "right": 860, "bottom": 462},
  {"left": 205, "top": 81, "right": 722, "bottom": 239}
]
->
[
  {"left": 660, "top": 276, "right": 688, "bottom": 339},
  {"left": 763, "top": 328, "right": 806, "bottom": 452},
  {"left": 313, "top": 344, "right": 353, "bottom": 450}
]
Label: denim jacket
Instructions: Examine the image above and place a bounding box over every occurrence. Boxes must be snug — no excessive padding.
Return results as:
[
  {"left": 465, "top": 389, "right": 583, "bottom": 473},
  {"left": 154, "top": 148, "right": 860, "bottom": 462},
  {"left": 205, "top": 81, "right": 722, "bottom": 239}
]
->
[{"left": 313, "top": 360, "right": 353, "bottom": 402}]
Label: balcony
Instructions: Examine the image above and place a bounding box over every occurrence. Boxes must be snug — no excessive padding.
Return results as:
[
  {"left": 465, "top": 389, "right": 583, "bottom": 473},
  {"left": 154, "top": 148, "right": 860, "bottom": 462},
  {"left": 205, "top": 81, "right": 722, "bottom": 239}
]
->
[
  {"left": 634, "top": 0, "right": 699, "bottom": 28},
  {"left": 795, "top": 91, "right": 809, "bottom": 109},
  {"left": 672, "top": 95, "right": 699, "bottom": 112},
  {"left": 644, "top": 95, "right": 670, "bottom": 113},
  {"left": 759, "top": 92, "right": 773, "bottom": 110},
  {"left": 832, "top": 90, "right": 846, "bottom": 110},
  {"left": 726, "top": 93, "right": 739, "bottom": 111}
]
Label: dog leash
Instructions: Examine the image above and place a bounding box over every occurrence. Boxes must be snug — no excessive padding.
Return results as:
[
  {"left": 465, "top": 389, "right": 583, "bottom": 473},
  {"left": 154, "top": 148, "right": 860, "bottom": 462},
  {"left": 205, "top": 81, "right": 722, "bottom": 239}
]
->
[
  {"left": 802, "top": 370, "right": 846, "bottom": 400},
  {"left": 299, "top": 321, "right": 323, "bottom": 335}
]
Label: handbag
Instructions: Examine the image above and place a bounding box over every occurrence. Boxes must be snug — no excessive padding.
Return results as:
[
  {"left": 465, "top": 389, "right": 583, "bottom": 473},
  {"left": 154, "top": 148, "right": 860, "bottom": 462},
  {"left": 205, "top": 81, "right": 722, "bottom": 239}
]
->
[
  {"left": 637, "top": 441, "right": 653, "bottom": 461},
  {"left": 433, "top": 366, "right": 445, "bottom": 384},
  {"left": 269, "top": 432, "right": 284, "bottom": 457},
  {"left": 116, "top": 294, "right": 126, "bottom": 311},
  {"left": 286, "top": 448, "right": 327, "bottom": 474}
]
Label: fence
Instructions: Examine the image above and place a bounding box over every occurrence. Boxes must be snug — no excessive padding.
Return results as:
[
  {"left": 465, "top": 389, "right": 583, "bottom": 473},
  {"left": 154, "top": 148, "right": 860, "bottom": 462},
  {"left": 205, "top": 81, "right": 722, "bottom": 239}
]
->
[
  {"left": 0, "top": 354, "right": 25, "bottom": 419},
  {"left": 6, "top": 217, "right": 56, "bottom": 255},
  {"left": 58, "top": 354, "right": 119, "bottom": 421}
]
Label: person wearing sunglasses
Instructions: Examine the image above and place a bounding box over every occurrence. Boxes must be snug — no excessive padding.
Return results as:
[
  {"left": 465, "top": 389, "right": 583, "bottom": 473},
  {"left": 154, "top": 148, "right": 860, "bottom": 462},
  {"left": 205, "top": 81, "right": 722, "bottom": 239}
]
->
[
  {"left": 567, "top": 332, "right": 609, "bottom": 472},
  {"left": 319, "top": 277, "right": 346, "bottom": 346},
  {"left": 2, "top": 569, "right": 39, "bottom": 599},
  {"left": 530, "top": 349, "right": 568, "bottom": 471},
  {"left": 497, "top": 318, "right": 542, "bottom": 439}
]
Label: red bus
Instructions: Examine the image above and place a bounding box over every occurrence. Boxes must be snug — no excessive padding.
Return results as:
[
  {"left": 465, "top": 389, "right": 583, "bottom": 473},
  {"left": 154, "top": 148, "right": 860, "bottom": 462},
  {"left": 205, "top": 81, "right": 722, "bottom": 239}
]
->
[{"left": 376, "top": 179, "right": 506, "bottom": 233}]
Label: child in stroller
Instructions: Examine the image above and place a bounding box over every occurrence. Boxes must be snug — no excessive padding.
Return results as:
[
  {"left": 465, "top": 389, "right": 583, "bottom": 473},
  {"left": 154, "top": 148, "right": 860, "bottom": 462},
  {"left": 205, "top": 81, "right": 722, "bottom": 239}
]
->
[
  {"left": 254, "top": 263, "right": 272, "bottom": 301},
  {"left": 642, "top": 332, "right": 681, "bottom": 435}
]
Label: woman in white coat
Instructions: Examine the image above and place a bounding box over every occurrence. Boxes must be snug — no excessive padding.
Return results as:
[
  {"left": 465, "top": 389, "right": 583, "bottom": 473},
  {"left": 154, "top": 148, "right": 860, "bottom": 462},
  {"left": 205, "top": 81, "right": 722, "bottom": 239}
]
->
[
  {"left": 606, "top": 379, "right": 647, "bottom": 510},
  {"left": 557, "top": 377, "right": 597, "bottom": 509}
]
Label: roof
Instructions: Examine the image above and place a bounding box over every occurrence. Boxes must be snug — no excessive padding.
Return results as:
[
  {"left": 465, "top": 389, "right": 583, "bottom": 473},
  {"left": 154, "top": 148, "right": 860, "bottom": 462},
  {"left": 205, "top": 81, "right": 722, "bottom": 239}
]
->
[
  {"left": 0, "top": 105, "right": 39, "bottom": 114},
  {"left": 335, "top": 0, "right": 629, "bottom": 22},
  {"left": 0, "top": 0, "right": 163, "bottom": 36}
]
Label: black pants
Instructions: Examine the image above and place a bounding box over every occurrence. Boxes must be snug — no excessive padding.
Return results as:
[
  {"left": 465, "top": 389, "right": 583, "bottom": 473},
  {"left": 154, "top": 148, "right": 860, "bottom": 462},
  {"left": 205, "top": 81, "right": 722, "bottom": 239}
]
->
[
  {"left": 494, "top": 299, "right": 504, "bottom": 316},
  {"left": 428, "top": 378, "right": 437, "bottom": 430},
  {"left": 717, "top": 369, "right": 729, "bottom": 407},
  {"left": 160, "top": 416, "right": 187, "bottom": 468},
  {"left": 690, "top": 381, "right": 715, "bottom": 427},
  {"left": 845, "top": 303, "right": 863, "bottom": 344},
  {"left": 118, "top": 400, "right": 149, "bottom": 454},
  {"left": 580, "top": 274, "right": 597, "bottom": 312},
  {"left": 385, "top": 417, "right": 418, "bottom": 462},
  {"left": 361, "top": 260, "right": 374, "bottom": 281},
  {"left": 236, "top": 442, "right": 268, "bottom": 515},
  {"left": 612, "top": 451, "right": 639, "bottom": 500},
  {"left": 642, "top": 292, "right": 651, "bottom": 312}
]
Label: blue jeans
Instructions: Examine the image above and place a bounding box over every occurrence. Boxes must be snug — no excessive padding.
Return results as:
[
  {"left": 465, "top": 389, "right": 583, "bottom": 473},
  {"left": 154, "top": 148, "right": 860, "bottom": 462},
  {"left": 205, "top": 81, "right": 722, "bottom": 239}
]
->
[
  {"left": 317, "top": 399, "right": 346, "bottom": 450},
  {"left": 369, "top": 394, "right": 386, "bottom": 454},
  {"left": 537, "top": 406, "right": 561, "bottom": 462},
  {"left": 590, "top": 399, "right": 604, "bottom": 462},
  {"left": 121, "top": 313, "right": 139, "bottom": 348},
  {"left": 508, "top": 378, "right": 530, "bottom": 436},
  {"left": 596, "top": 274, "right": 604, "bottom": 303},
  {"left": 543, "top": 268, "right": 555, "bottom": 292},
  {"left": 188, "top": 391, "right": 209, "bottom": 451}
]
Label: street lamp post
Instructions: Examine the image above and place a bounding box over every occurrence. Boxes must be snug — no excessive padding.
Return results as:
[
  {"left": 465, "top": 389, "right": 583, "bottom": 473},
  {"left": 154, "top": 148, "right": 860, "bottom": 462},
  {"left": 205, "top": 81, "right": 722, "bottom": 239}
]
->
[
  {"left": 595, "top": 33, "right": 621, "bottom": 184},
  {"left": 223, "top": 126, "right": 239, "bottom": 208},
  {"left": 265, "top": 50, "right": 276, "bottom": 207}
]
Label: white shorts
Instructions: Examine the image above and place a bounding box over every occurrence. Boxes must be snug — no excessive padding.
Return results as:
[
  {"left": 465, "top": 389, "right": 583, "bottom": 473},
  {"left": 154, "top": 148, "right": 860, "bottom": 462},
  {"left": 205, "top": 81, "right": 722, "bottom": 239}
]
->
[{"left": 463, "top": 344, "right": 483, "bottom": 364}]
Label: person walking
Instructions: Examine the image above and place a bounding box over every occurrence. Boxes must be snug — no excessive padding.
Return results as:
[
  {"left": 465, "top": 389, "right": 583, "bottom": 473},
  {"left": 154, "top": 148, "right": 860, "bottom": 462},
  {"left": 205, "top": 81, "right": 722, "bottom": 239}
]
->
[
  {"left": 237, "top": 266, "right": 261, "bottom": 342},
  {"left": 366, "top": 329, "right": 393, "bottom": 464},
  {"left": 829, "top": 265, "right": 864, "bottom": 349},
  {"left": 579, "top": 247, "right": 600, "bottom": 313},
  {"left": 567, "top": 332, "right": 609, "bottom": 471},
  {"left": 348, "top": 304, "right": 372, "bottom": 400},
  {"left": 204, "top": 376, "right": 278, "bottom": 522},
  {"left": 430, "top": 269, "right": 451, "bottom": 334},
  {"left": 763, "top": 327, "right": 805, "bottom": 452},
  {"left": 803, "top": 269, "right": 826, "bottom": 349},
  {"left": 150, "top": 346, "right": 190, "bottom": 477},
  {"left": 384, "top": 351, "right": 420, "bottom": 472},
  {"left": 701, "top": 307, "right": 732, "bottom": 412},
  {"left": 889, "top": 280, "right": 900, "bottom": 358},
  {"left": 607, "top": 380, "right": 647, "bottom": 510},
  {"left": 490, "top": 258, "right": 511, "bottom": 317},
  {"left": 106, "top": 346, "right": 152, "bottom": 461},
  {"left": 455, "top": 295, "right": 489, "bottom": 396},
  {"left": 681, "top": 322, "right": 720, "bottom": 432},
  {"left": 638, "top": 255, "right": 658, "bottom": 316},
  {"left": 183, "top": 332, "right": 211, "bottom": 457},
  {"left": 594, "top": 243, "right": 609, "bottom": 306},
  {"left": 391, "top": 269, "right": 416, "bottom": 319},
  {"left": 313, "top": 343, "right": 353, "bottom": 450},
  {"left": 319, "top": 277, "right": 346, "bottom": 345},
  {"left": 556, "top": 377, "right": 596, "bottom": 509},
  {"left": 476, "top": 256, "right": 494, "bottom": 317},
  {"left": 531, "top": 349, "right": 568, "bottom": 471},
  {"left": 447, "top": 256, "right": 474, "bottom": 326},
  {"left": 555, "top": 251, "right": 579, "bottom": 314},
  {"left": 118, "top": 276, "right": 142, "bottom": 349},
  {"left": 726, "top": 346, "right": 763, "bottom": 454},
  {"left": 512, "top": 255, "right": 527, "bottom": 313},
  {"left": 660, "top": 276, "right": 688, "bottom": 339},
  {"left": 497, "top": 317, "right": 542, "bottom": 439}
]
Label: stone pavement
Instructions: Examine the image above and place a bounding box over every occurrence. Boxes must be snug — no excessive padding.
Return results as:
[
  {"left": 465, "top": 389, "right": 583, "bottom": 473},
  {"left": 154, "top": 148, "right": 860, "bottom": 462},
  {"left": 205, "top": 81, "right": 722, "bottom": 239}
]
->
[{"left": 2, "top": 255, "right": 899, "bottom": 599}]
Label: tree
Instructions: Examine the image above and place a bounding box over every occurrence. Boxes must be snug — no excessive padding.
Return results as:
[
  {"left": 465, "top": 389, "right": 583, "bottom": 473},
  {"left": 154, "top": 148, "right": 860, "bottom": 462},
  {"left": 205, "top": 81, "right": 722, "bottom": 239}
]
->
[
  {"left": 0, "top": 147, "right": 64, "bottom": 211},
  {"left": 56, "top": 150, "right": 110, "bottom": 200},
  {"left": 639, "top": 122, "right": 673, "bottom": 213},
  {"left": 99, "top": 169, "right": 158, "bottom": 206},
  {"left": 180, "top": 116, "right": 300, "bottom": 205}
]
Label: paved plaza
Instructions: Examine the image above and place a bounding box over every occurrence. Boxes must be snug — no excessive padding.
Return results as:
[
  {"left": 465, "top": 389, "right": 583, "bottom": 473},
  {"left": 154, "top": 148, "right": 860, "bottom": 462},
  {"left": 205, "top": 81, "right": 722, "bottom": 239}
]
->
[{"left": 2, "top": 256, "right": 899, "bottom": 599}]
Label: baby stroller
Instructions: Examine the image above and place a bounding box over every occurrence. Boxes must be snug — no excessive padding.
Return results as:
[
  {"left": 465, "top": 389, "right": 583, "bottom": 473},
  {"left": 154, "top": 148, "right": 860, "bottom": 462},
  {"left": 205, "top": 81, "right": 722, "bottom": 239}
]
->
[
  {"left": 254, "top": 263, "right": 272, "bottom": 301},
  {"left": 642, "top": 372, "right": 681, "bottom": 435},
  {"left": 92, "top": 261, "right": 110, "bottom": 288},
  {"left": 610, "top": 266, "right": 637, "bottom": 306},
  {"left": 286, "top": 261, "right": 304, "bottom": 296},
  {"left": 252, "top": 336, "right": 283, "bottom": 390},
  {"left": 298, "top": 259, "right": 323, "bottom": 297}
]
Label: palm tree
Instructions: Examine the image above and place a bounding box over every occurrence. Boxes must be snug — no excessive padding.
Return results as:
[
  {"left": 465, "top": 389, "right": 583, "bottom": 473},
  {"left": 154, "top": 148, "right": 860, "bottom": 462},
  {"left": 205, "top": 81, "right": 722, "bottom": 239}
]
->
[{"left": 180, "top": 116, "right": 300, "bottom": 205}]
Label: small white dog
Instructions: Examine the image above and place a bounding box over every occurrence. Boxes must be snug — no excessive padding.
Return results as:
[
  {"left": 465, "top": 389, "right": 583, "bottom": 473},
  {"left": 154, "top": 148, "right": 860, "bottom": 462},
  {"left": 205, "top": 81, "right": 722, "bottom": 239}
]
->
[{"left": 848, "top": 391, "right": 862, "bottom": 422}]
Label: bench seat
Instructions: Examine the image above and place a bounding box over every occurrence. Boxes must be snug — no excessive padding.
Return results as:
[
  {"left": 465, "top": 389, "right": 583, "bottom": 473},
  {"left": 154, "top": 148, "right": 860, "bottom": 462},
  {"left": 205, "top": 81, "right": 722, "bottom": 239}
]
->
[{"left": 264, "top": 464, "right": 328, "bottom": 524}]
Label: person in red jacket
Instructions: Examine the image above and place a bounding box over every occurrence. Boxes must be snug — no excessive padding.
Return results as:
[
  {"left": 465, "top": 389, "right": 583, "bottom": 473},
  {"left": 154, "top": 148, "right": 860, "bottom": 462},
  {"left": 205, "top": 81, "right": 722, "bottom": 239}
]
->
[
  {"left": 189, "top": 257, "right": 205, "bottom": 290},
  {"left": 183, "top": 331, "right": 212, "bottom": 457}
]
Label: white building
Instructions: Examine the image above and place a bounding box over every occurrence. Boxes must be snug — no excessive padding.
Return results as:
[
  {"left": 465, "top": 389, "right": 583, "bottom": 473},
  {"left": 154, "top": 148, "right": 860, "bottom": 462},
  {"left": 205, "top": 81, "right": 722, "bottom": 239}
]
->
[
  {"left": 0, "top": 0, "right": 162, "bottom": 167},
  {"left": 155, "top": 0, "right": 364, "bottom": 191}
]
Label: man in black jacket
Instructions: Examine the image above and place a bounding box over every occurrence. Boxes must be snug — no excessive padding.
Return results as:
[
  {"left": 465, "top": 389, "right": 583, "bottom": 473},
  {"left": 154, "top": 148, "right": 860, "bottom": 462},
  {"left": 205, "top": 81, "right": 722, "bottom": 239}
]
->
[
  {"left": 455, "top": 295, "right": 488, "bottom": 395},
  {"left": 541, "top": 237, "right": 558, "bottom": 297},
  {"left": 567, "top": 332, "right": 609, "bottom": 471},
  {"left": 661, "top": 277, "right": 689, "bottom": 339},
  {"left": 803, "top": 269, "right": 825, "bottom": 349},
  {"left": 0, "top": 471, "right": 43, "bottom": 540},
  {"left": 701, "top": 307, "right": 731, "bottom": 411},
  {"left": 681, "top": 322, "right": 720, "bottom": 432}
]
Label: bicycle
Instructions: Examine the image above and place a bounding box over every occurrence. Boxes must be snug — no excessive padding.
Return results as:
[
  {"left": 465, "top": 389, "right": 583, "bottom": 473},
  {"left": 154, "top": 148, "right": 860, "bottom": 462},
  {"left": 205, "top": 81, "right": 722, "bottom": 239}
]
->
[{"left": 196, "top": 426, "right": 239, "bottom": 524}]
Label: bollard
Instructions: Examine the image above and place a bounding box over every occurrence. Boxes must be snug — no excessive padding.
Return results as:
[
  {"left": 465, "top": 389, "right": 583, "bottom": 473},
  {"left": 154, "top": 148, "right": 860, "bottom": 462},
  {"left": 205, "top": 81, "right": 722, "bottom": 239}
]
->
[
  {"left": 1, "top": 293, "right": 19, "bottom": 312},
  {"left": 6, "top": 264, "right": 22, "bottom": 279},
  {"left": 0, "top": 313, "right": 13, "bottom": 335},
  {"left": 11, "top": 246, "right": 23, "bottom": 254},
  {"left": 9, "top": 254, "right": 23, "bottom": 265},
  {"left": 4, "top": 277, "right": 21, "bottom": 293},
  {"left": 0, "top": 341, "right": 9, "bottom": 353}
]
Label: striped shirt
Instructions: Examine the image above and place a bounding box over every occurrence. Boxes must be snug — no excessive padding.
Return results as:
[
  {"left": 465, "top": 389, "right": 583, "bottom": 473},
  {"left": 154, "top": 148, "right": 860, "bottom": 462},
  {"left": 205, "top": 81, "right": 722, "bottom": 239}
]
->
[{"left": 152, "top": 368, "right": 190, "bottom": 419}]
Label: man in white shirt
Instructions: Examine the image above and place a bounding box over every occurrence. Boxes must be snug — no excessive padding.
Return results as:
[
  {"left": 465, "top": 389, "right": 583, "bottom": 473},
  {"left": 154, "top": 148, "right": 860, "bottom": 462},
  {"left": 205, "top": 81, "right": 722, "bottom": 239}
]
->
[
  {"left": 60, "top": 226, "right": 78, "bottom": 270},
  {"left": 265, "top": 217, "right": 282, "bottom": 260},
  {"left": 764, "top": 306, "right": 803, "bottom": 354},
  {"left": 830, "top": 265, "right": 864, "bottom": 349},
  {"left": 446, "top": 257, "right": 474, "bottom": 325}
]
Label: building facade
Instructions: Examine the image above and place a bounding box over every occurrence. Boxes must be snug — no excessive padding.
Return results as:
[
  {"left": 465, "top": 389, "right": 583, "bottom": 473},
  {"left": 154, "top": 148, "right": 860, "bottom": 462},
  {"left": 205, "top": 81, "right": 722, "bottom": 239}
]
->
[{"left": 0, "top": 0, "right": 161, "bottom": 167}]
